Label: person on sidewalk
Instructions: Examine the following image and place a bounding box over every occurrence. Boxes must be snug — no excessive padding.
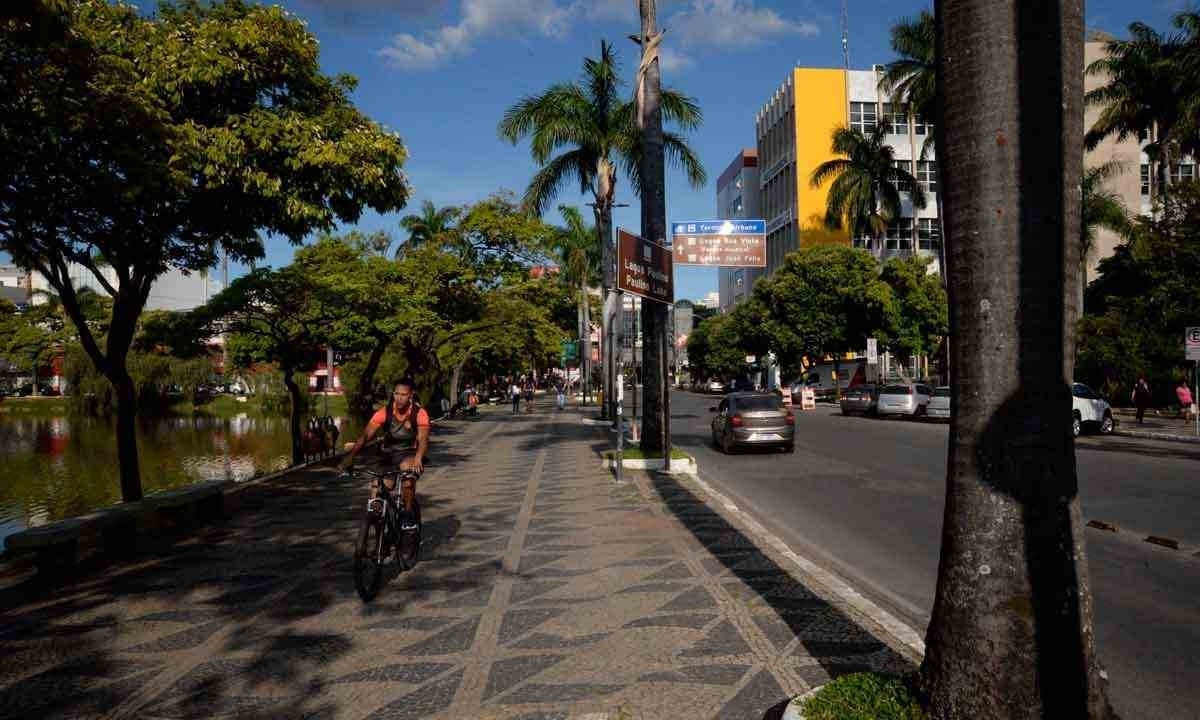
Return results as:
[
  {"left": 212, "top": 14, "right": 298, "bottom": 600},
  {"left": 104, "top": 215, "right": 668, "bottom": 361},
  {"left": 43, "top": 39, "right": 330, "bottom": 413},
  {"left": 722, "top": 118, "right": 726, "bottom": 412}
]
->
[
  {"left": 510, "top": 379, "right": 521, "bottom": 414},
  {"left": 524, "top": 379, "right": 535, "bottom": 413},
  {"left": 1176, "top": 379, "right": 1195, "bottom": 421},
  {"left": 339, "top": 378, "right": 429, "bottom": 531},
  {"left": 1132, "top": 375, "right": 1153, "bottom": 424},
  {"left": 555, "top": 380, "right": 566, "bottom": 411}
]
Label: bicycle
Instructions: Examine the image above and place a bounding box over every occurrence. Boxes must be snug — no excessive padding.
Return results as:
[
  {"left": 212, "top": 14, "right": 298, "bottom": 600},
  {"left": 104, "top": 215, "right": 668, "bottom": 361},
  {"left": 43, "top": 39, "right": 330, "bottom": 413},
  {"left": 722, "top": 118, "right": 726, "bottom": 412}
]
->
[{"left": 343, "top": 467, "right": 422, "bottom": 602}]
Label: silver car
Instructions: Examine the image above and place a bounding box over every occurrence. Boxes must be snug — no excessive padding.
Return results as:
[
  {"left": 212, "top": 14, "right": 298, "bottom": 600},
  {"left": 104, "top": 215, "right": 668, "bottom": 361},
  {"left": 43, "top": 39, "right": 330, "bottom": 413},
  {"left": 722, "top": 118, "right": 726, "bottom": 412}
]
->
[
  {"left": 927, "top": 386, "right": 951, "bottom": 420},
  {"left": 710, "top": 392, "right": 795, "bottom": 453},
  {"left": 877, "top": 383, "right": 934, "bottom": 418}
]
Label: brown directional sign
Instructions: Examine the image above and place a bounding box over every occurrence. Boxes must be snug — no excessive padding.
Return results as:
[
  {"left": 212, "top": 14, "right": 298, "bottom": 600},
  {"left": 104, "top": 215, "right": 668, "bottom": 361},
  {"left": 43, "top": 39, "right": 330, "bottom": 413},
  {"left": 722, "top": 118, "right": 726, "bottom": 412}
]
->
[
  {"left": 617, "top": 228, "right": 674, "bottom": 304},
  {"left": 670, "top": 219, "right": 766, "bottom": 267}
]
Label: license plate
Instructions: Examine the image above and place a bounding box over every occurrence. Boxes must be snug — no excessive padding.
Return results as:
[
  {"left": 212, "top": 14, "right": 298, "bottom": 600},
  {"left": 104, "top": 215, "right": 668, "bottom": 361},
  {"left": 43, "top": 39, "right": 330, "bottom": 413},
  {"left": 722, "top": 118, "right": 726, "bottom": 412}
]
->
[{"left": 748, "top": 433, "right": 782, "bottom": 441}]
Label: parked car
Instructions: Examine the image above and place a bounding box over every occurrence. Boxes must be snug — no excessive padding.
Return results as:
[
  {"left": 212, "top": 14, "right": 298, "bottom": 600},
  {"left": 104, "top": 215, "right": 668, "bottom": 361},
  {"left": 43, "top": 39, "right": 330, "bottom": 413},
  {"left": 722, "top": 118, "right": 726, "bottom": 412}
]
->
[
  {"left": 877, "top": 383, "right": 934, "bottom": 418},
  {"left": 710, "top": 392, "right": 795, "bottom": 453},
  {"left": 927, "top": 386, "right": 951, "bottom": 420},
  {"left": 706, "top": 379, "right": 726, "bottom": 395},
  {"left": 1072, "top": 382, "right": 1114, "bottom": 437},
  {"left": 840, "top": 384, "right": 880, "bottom": 416}
]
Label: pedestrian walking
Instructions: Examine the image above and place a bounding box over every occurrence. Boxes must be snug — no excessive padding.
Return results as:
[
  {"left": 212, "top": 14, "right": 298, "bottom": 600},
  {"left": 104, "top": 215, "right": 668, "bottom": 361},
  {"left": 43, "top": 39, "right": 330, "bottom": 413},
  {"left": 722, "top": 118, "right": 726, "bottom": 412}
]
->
[
  {"left": 1176, "top": 378, "right": 1195, "bottom": 420},
  {"left": 555, "top": 380, "right": 566, "bottom": 411},
  {"left": 1132, "top": 375, "right": 1152, "bottom": 424},
  {"left": 510, "top": 379, "right": 521, "bottom": 415},
  {"left": 524, "top": 378, "right": 535, "bottom": 413}
]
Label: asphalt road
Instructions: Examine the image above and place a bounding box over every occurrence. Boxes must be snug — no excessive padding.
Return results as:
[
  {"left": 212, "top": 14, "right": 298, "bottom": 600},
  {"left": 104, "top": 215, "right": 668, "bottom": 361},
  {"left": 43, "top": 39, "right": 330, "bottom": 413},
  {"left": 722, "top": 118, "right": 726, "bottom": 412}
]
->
[{"left": 666, "top": 390, "right": 1200, "bottom": 720}]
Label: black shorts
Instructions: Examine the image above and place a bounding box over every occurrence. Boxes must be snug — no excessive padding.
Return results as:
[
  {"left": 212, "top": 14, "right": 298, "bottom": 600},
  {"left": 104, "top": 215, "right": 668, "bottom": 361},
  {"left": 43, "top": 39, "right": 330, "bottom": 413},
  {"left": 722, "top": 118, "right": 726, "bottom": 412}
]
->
[{"left": 379, "top": 445, "right": 421, "bottom": 467}]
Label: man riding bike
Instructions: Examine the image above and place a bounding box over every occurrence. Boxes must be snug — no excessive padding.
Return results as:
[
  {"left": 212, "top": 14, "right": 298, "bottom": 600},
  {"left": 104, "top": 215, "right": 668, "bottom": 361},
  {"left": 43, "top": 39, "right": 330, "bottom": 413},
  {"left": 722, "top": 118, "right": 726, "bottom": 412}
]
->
[{"left": 340, "top": 378, "right": 430, "bottom": 531}]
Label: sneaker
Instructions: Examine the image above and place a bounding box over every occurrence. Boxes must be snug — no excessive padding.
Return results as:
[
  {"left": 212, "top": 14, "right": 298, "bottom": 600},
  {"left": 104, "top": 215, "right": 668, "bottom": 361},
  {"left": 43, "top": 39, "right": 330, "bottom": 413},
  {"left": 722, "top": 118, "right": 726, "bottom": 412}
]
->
[{"left": 399, "top": 511, "right": 419, "bottom": 532}]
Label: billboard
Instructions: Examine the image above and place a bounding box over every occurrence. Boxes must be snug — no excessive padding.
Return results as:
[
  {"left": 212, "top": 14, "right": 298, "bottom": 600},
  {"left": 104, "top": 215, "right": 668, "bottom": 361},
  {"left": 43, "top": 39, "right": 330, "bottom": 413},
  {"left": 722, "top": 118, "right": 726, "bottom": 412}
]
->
[
  {"left": 617, "top": 228, "right": 673, "bottom": 304},
  {"left": 671, "top": 219, "right": 766, "bottom": 267}
]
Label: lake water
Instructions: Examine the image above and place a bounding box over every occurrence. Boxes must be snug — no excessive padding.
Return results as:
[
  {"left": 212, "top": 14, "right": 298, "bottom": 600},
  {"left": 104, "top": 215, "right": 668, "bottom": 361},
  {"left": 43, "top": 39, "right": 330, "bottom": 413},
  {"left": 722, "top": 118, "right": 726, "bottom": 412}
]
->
[{"left": 0, "top": 412, "right": 363, "bottom": 551}]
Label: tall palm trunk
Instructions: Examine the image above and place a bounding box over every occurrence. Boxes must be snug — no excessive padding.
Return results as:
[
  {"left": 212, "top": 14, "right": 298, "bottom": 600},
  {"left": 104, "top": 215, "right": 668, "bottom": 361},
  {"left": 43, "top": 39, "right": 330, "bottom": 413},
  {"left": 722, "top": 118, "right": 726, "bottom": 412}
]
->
[
  {"left": 580, "top": 284, "right": 592, "bottom": 403},
  {"left": 595, "top": 201, "right": 613, "bottom": 420},
  {"left": 923, "top": 1, "right": 1112, "bottom": 718},
  {"left": 637, "top": 0, "right": 669, "bottom": 456},
  {"left": 282, "top": 367, "right": 305, "bottom": 466}
]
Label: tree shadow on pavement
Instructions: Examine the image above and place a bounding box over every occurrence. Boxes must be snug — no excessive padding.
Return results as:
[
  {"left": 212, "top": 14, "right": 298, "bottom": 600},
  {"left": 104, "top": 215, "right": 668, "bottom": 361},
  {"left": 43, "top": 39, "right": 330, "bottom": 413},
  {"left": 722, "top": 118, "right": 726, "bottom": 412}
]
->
[{"left": 644, "top": 472, "right": 916, "bottom": 718}]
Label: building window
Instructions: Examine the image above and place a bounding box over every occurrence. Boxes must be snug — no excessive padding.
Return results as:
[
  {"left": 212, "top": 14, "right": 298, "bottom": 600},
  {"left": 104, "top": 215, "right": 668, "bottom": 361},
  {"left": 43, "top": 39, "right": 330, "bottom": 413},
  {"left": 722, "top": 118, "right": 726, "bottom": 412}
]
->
[
  {"left": 1141, "top": 164, "right": 1150, "bottom": 196},
  {"left": 852, "top": 236, "right": 871, "bottom": 249},
  {"left": 1170, "top": 163, "right": 1196, "bottom": 184},
  {"left": 893, "top": 159, "right": 914, "bottom": 192},
  {"left": 882, "top": 103, "right": 908, "bottom": 133},
  {"left": 886, "top": 217, "right": 914, "bottom": 250},
  {"left": 734, "top": 269, "right": 744, "bottom": 288},
  {"left": 918, "top": 218, "right": 941, "bottom": 250},
  {"left": 850, "top": 101, "right": 877, "bottom": 134},
  {"left": 914, "top": 114, "right": 934, "bottom": 136},
  {"left": 917, "top": 161, "right": 938, "bottom": 194},
  {"left": 735, "top": 175, "right": 743, "bottom": 190},
  {"left": 733, "top": 195, "right": 743, "bottom": 214}
]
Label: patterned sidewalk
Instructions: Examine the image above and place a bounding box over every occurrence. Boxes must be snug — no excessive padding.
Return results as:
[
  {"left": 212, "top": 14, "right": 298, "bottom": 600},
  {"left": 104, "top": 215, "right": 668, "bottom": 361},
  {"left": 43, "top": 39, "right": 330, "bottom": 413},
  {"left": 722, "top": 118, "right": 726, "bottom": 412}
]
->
[{"left": 0, "top": 403, "right": 916, "bottom": 719}]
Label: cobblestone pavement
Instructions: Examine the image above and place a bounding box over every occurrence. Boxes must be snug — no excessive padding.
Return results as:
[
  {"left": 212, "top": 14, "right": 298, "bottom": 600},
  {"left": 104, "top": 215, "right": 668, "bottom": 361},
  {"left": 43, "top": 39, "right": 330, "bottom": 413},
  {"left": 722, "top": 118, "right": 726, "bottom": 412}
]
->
[{"left": 0, "top": 403, "right": 916, "bottom": 719}]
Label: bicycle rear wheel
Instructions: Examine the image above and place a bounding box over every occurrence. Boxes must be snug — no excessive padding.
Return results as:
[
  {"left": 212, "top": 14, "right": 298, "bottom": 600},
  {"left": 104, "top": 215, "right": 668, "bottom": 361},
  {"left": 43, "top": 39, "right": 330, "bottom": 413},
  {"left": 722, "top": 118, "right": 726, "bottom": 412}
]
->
[
  {"left": 354, "top": 514, "right": 385, "bottom": 602},
  {"left": 397, "top": 496, "right": 421, "bottom": 571}
]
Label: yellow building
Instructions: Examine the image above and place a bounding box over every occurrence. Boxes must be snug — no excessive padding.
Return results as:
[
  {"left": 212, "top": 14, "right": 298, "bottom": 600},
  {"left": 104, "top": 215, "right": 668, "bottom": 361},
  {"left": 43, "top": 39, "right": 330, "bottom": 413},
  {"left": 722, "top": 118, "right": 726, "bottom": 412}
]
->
[{"left": 756, "top": 66, "right": 942, "bottom": 279}]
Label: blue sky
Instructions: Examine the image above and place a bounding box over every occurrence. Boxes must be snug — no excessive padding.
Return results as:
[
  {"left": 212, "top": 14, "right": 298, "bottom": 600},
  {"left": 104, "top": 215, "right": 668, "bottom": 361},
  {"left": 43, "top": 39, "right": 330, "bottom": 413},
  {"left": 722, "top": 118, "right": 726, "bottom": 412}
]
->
[{"left": 7, "top": 0, "right": 1187, "bottom": 301}]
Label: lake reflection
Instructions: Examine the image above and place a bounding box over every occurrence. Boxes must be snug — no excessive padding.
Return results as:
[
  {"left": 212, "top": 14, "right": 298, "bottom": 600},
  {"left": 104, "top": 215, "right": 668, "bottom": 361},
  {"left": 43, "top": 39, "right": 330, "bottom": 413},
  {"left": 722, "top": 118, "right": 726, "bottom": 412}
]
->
[{"left": 0, "top": 413, "right": 362, "bottom": 549}]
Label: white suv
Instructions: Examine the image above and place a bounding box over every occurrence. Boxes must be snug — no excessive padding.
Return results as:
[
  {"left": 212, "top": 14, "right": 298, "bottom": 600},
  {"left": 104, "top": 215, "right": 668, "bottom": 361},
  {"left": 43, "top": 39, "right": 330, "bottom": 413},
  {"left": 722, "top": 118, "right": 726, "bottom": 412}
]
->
[{"left": 1072, "top": 382, "right": 1115, "bottom": 437}]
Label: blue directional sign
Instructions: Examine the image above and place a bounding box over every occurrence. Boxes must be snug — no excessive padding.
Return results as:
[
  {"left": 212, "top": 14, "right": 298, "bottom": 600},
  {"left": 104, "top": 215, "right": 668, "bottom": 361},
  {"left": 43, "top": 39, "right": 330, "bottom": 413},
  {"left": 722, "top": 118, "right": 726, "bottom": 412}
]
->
[
  {"left": 670, "top": 219, "right": 766, "bottom": 267},
  {"left": 672, "top": 220, "right": 766, "bottom": 236}
]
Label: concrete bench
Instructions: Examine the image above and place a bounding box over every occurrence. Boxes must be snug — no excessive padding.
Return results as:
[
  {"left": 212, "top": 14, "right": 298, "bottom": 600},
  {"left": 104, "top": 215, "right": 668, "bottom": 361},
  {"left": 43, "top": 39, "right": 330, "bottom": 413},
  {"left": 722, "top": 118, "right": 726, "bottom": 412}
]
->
[
  {"left": 145, "top": 480, "right": 231, "bottom": 529},
  {"left": 4, "top": 518, "right": 87, "bottom": 576}
]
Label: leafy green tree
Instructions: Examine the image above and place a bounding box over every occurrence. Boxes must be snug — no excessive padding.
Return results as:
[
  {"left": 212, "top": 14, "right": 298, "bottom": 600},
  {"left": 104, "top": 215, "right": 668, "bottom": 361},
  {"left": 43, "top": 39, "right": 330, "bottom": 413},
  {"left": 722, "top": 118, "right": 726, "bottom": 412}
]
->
[
  {"left": 0, "top": 1, "right": 410, "bottom": 501},
  {"left": 202, "top": 267, "right": 333, "bottom": 465},
  {"left": 685, "top": 314, "right": 749, "bottom": 382},
  {"left": 810, "top": 123, "right": 926, "bottom": 247},
  {"left": 499, "top": 40, "right": 706, "bottom": 420},
  {"left": 879, "top": 255, "right": 948, "bottom": 369},
  {"left": 1079, "top": 181, "right": 1200, "bottom": 404},
  {"left": 398, "top": 200, "right": 460, "bottom": 256},
  {"left": 758, "top": 246, "right": 894, "bottom": 371}
]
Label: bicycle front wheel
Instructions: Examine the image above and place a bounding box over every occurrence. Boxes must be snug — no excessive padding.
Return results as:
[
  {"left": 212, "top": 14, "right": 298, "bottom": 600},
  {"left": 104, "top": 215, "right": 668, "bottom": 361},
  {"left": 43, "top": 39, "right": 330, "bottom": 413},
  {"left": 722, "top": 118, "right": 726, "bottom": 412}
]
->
[{"left": 354, "top": 515, "right": 385, "bottom": 602}]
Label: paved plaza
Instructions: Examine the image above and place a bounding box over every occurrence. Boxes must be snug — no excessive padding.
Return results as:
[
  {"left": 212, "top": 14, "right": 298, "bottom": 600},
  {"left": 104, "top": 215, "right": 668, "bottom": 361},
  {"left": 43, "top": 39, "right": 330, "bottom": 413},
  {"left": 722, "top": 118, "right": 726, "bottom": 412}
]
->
[{"left": 0, "top": 403, "right": 916, "bottom": 719}]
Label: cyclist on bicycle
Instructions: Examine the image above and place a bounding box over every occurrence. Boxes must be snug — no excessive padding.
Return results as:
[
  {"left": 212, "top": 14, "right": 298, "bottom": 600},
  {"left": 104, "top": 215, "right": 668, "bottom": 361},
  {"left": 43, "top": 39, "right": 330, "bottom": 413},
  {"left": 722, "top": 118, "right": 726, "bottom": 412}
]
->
[{"left": 340, "top": 378, "right": 429, "bottom": 530}]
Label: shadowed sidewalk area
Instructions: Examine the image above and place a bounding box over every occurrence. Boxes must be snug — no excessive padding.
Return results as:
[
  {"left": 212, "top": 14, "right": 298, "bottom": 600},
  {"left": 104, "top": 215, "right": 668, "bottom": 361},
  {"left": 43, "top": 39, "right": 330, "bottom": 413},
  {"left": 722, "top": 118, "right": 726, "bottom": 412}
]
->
[{"left": 0, "top": 402, "right": 916, "bottom": 719}]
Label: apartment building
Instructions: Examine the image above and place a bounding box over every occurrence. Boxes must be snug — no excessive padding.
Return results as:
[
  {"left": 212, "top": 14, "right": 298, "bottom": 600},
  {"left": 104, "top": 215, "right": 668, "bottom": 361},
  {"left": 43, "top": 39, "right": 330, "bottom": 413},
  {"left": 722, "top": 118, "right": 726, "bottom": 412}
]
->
[
  {"left": 716, "top": 149, "right": 764, "bottom": 313},
  {"left": 757, "top": 66, "right": 942, "bottom": 279}
]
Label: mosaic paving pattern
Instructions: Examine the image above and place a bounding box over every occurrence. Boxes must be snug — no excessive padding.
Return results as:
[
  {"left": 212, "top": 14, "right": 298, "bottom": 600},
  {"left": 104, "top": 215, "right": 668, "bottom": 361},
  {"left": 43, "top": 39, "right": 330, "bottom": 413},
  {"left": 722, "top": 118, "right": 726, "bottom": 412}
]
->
[{"left": 0, "top": 401, "right": 915, "bottom": 719}]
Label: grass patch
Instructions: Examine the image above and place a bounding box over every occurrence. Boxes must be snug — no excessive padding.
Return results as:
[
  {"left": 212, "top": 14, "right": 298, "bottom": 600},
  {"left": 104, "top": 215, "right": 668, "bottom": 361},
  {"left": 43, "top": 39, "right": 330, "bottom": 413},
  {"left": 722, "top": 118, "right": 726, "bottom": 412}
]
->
[
  {"left": 0, "top": 397, "right": 71, "bottom": 416},
  {"left": 799, "top": 673, "right": 925, "bottom": 720},
  {"left": 604, "top": 446, "right": 691, "bottom": 461},
  {"left": 175, "top": 393, "right": 349, "bottom": 418}
]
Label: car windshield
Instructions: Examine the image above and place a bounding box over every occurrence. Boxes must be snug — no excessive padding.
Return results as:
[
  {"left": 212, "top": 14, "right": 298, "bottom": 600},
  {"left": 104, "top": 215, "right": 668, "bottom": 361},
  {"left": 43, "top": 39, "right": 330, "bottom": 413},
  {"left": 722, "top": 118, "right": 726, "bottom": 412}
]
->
[
  {"left": 736, "top": 395, "right": 782, "bottom": 411},
  {"left": 934, "top": 387, "right": 951, "bottom": 398},
  {"left": 882, "top": 385, "right": 912, "bottom": 395}
]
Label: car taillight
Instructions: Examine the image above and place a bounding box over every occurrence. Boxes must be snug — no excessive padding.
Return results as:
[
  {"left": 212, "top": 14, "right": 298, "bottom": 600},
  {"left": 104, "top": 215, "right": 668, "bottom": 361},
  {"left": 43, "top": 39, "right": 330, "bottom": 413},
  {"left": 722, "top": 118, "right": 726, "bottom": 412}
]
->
[
  {"left": 731, "top": 414, "right": 743, "bottom": 427},
  {"left": 785, "top": 412, "right": 794, "bottom": 425}
]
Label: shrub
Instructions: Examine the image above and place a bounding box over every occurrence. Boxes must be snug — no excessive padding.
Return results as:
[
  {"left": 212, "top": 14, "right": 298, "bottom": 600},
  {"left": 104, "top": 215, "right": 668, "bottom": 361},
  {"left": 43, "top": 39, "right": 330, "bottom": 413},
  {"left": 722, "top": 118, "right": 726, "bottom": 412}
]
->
[{"left": 800, "top": 673, "right": 925, "bottom": 720}]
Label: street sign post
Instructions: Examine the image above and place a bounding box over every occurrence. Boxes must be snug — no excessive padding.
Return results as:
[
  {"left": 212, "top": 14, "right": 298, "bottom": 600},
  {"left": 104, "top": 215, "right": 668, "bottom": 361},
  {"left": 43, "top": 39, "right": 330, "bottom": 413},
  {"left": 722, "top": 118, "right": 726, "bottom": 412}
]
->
[
  {"left": 617, "top": 228, "right": 674, "bottom": 304},
  {"left": 1188, "top": 328, "right": 1200, "bottom": 436},
  {"left": 1187, "top": 327, "right": 1200, "bottom": 361},
  {"left": 670, "top": 220, "right": 766, "bottom": 267}
]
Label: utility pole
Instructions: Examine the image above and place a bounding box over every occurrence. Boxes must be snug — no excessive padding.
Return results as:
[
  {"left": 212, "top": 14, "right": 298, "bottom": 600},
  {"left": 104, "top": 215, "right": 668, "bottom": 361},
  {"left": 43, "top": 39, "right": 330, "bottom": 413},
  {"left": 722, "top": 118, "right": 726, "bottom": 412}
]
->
[{"left": 635, "top": 0, "right": 671, "bottom": 469}]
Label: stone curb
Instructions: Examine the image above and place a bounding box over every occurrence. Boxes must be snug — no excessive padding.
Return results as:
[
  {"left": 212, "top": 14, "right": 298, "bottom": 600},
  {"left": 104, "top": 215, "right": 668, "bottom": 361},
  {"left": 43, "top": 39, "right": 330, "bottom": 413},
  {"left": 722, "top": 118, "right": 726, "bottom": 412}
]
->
[
  {"left": 1111, "top": 428, "right": 1200, "bottom": 445},
  {"left": 600, "top": 454, "right": 698, "bottom": 474},
  {"left": 781, "top": 687, "right": 823, "bottom": 720}
]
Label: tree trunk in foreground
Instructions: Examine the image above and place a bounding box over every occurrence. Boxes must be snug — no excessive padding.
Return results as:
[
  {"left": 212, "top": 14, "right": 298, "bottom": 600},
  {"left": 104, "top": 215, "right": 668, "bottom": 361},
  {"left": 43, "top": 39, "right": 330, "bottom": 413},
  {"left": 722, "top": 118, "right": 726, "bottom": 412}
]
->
[
  {"left": 353, "top": 338, "right": 388, "bottom": 418},
  {"left": 283, "top": 368, "right": 304, "bottom": 466},
  {"left": 637, "top": 0, "right": 669, "bottom": 456},
  {"left": 113, "top": 369, "right": 143, "bottom": 502},
  {"left": 922, "top": 1, "right": 1112, "bottom": 718}
]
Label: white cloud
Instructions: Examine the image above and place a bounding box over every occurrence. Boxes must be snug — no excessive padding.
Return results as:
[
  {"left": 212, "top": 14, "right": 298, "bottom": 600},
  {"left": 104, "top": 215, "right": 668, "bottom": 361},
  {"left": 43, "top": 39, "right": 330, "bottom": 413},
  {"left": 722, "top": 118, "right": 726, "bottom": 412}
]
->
[
  {"left": 659, "top": 47, "right": 694, "bottom": 72},
  {"left": 380, "top": 0, "right": 575, "bottom": 68},
  {"left": 668, "top": 0, "right": 819, "bottom": 48},
  {"left": 379, "top": 0, "right": 816, "bottom": 70}
]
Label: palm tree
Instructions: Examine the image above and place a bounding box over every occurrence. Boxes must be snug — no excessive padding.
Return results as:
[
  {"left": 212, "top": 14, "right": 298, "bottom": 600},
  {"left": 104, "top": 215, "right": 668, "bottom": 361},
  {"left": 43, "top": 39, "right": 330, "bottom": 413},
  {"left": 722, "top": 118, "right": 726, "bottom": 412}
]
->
[
  {"left": 809, "top": 121, "right": 926, "bottom": 248},
  {"left": 397, "top": 200, "right": 459, "bottom": 256},
  {"left": 556, "top": 205, "right": 602, "bottom": 403},
  {"left": 879, "top": 10, "right": 947, "bottom": 281},
  {"left": 1079, "top": 162, "right": 1131, "bottom": 311},
  {"left": 499, "top": 40, "right": 706, "bottom": 420},
  {"left": 1085, "top": 22, "right": 1186, "bottom": 204},
  {"left": 923, "top": 0, "right": 1113, "bottom": 716}
]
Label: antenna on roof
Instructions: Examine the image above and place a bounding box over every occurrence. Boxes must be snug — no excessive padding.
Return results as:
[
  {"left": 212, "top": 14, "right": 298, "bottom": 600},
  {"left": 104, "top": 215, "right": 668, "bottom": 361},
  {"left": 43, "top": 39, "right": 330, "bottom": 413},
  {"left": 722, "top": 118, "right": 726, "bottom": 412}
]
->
[{"left": 841, "top": 0, "right": 849, "bottom": 69}]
